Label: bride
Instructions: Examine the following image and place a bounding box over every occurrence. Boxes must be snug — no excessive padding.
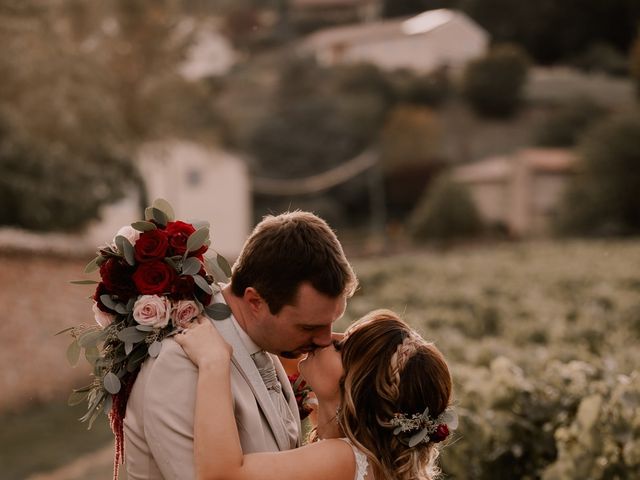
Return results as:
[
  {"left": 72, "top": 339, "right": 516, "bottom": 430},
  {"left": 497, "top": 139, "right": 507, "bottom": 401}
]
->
[{"left": 175, "top": 309, "right": 455, "bottom": 480}]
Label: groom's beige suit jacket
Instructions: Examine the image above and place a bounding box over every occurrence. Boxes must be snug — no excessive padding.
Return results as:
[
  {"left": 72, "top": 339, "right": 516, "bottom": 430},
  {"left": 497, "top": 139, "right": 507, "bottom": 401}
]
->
[{"left": 124, "top": 296, "right": 301, "bottom": 480}]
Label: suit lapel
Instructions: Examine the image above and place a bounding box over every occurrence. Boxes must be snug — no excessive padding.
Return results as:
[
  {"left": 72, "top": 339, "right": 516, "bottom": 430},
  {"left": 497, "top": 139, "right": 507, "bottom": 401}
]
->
[{"left": 206, "top": 305, "right": 291, "bottom": 451}]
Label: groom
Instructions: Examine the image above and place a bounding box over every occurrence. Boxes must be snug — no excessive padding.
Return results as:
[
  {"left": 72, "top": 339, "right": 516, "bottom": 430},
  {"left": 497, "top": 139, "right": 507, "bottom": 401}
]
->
[{"left": 124, "top": 211, "right": 358, "bottom": 479}]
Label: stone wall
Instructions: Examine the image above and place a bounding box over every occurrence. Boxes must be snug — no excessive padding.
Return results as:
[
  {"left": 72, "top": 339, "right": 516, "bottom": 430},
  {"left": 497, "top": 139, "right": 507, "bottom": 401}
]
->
[{"left": 0, "top": 251, "right": 96, "bottom": 413}]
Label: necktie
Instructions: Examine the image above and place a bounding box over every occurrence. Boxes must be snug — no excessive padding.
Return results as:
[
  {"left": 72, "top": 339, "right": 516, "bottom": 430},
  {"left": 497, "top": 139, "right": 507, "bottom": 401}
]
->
[{"left": 252, "top": 350, "right": 299, "bottom": 448}]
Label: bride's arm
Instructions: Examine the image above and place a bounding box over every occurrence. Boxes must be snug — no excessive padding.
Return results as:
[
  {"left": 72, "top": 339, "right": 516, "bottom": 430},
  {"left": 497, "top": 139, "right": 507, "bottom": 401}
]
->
[{"left": 176, "top": 318, "right": 355, "bottom": 480}]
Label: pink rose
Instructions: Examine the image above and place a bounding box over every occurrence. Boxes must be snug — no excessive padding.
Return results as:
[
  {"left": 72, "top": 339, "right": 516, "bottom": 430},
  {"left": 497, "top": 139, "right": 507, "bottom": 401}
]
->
[
  {"left": 133, "top": 295, "right": 171, "bottom": 328},
  {"left": 92, "top": 301, "right": 115, "bottom": 329},
  {"left": 112, "top": 225, "right": 141, "bottom": 249},
  {"left": 172, "top": 300, "right": 202, "bottom": 328}
]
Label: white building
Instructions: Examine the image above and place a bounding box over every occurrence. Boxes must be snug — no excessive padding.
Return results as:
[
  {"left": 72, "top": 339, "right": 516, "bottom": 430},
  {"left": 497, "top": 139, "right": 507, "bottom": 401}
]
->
[
  {"left": 301, "top": 9, "right": 489, "bottom": 73},
  {"left": 89, "top": 140, "right": 251, "bottom": 259},
  {"left": 452, "top": 148, "right": 577, "bottom": 236}
]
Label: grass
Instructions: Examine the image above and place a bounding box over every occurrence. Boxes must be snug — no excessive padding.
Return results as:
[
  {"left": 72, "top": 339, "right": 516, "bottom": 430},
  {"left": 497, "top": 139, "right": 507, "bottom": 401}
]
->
[{"left": 0, "top": 400, "right": 114, "bottom": 480}]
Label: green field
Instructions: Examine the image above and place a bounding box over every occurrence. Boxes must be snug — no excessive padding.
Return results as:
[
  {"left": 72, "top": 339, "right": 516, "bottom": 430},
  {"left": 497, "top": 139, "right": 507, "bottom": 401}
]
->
[{"left": 343, "top": 240, "right": 640, "bottom": 479}]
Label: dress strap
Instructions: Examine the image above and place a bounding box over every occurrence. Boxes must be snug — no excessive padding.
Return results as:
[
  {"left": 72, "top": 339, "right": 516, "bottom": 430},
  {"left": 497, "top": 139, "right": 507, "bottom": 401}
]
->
[{"left": 339, "top": 438, "right": 369, "bottom": 480}]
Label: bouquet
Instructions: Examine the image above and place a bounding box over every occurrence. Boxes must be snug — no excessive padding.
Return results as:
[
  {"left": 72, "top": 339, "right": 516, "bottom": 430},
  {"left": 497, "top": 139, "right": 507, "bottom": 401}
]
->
[
  {"left": 59, "top": 198, "right": 232, "bottom": 477},
  {"left": 288, "top": 372, "right": 316, "bottom": 421}
]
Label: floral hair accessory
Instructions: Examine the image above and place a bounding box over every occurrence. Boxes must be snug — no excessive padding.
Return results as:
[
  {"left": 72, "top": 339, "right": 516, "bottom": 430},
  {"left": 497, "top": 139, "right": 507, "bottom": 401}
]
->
[
  {"left": 390, "top": 406, "right": 458, "bottom": 447},
  {"left": 58, "top": 198, "right": 234, "bottom": 479}
]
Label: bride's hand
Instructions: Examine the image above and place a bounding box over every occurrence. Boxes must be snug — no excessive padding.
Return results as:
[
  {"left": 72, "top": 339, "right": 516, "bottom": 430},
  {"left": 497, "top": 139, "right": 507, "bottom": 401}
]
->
[{"left": 175, "top": 316, "right": 233, "bottom": 368}]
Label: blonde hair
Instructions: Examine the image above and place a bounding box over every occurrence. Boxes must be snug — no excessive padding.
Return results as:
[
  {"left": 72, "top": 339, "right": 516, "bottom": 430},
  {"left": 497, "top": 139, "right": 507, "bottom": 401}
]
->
[{"left": 336, "top": 310, "right": 452, "bottom": 480}]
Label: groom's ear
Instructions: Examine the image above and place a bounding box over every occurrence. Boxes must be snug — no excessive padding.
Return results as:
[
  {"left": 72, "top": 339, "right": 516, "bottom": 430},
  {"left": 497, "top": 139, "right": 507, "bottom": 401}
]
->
[{"left": 244, "top": 287, "right": 266, "bottom": 313}]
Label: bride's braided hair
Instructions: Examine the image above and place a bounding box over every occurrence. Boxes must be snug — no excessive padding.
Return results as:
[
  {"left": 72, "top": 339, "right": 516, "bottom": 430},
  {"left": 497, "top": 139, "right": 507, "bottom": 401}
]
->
[{"left": 337, "top": 310, "right": 452, "bottom": 480}]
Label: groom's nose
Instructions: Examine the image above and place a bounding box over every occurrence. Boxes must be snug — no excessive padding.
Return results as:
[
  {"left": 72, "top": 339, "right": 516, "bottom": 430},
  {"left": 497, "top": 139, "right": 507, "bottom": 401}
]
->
[{"left": 311, "top": 327, "right": 333, "bottom": 348}]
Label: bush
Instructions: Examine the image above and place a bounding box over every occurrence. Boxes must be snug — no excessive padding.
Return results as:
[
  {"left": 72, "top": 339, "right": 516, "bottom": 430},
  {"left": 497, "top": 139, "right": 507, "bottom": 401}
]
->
[
  {"left": 555, "top": 112, "right": 640, "bottom": 235},
  {"left": 462, "top": 44, "right": 530, "bottom": 118},
  {"left": 534, "top": 97, "right": 608, "bottom": 147},
  {"left": 388, "top": 66, "right": 451, "bottom": 108},
  {"left": 409, "top": 175, "right": 483, "bottom": 241}
]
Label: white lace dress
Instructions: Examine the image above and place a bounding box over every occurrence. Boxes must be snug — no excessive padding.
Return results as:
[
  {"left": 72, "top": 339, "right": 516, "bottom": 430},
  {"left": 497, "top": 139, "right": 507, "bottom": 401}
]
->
[{"left": 340, "top": 438, "right": 370, "bottom": 480}]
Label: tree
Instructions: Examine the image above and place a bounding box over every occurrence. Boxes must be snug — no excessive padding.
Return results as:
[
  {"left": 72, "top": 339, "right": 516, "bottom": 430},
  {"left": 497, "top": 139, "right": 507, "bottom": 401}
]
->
[
  {"left": 555, "top": 113, "right": 640, "bottom": 235},
  {"left": 462, "top": 44, "right": 530, "bottom": 118}
]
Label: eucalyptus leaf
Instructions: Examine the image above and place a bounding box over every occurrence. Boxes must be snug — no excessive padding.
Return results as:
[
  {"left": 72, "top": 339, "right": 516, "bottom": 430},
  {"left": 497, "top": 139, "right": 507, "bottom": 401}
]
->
[
  {"left": 126, "top": 344, "right": 149, "bottom": 372},
  {"left": 216, "top": 253, "right": 232, "bottom": 278},
  {"left": 84, "top": 256, "right": 102, "bottom": 274},
  {"left": 151, "top": 207, "right": 168, "bottom": 226},
  {"left": 205, "top": 303, "right": 232, "bottom": 320},
  {"left": 206, "top": 256, "right": 228, "bottom": 283},
  {"left": 117, "top": 326, "right": 148, "bottom": 344},
  {"left": 103, "top": 372, "right": 121, "bottom": 395},
  {"left": 124, "top": 342, "right": 134, "bottom": 355},
  {"left": 66, "top": 340, "right": 81, "bottom": 366},
  {"left": 135, "top": 324, "right": 154, "bottom": 332},
  {"left": 114, "top": 303, "right": 129, "bottom": 315},
  {"left": 68, "top": 390, "right": 89, "bottom": 406},
  {"left": 408, "top": 428, "right": 430, "bottom": 448},
  {"left": 182, "top": 257, "right": 202, "bottom": 276},
  {"left": 164, "top": 257, "right": 180, "bottom": 272},
  {"left": 191, "top": 220, "right": 210, "bottom": 230},
  {"left": 78, "top": 329, "right": 105, "bottom": 348},
  {"left": 115, "top": 235, "right": 135, "bottom": 266},
  {"left": 70, "top": 280, "right": 99, "bottom": 285},
  {"left": 131, "top": 221, "right": 157, "bottom": 232},
  {"left": 194, "top": 275, "right": 213, "bottom": 294},
  {"left": 148, "top": 341, "right": 162, "bottom": 358},
  {"left": 84, "top": 346, "right": 100, "bottom": 366},
  {"left": 100, "top": 294, "right": 118, "bottom": 311},
  {"left": 186, "top": 227, "right": 209, "bottom": 253},
  {"left": 152, "top": 198, "right": 175, "bottom": 221}
]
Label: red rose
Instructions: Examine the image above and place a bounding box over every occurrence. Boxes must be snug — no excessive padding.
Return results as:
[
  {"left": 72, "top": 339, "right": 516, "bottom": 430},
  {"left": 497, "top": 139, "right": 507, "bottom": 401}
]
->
[
  {"left": 171, "top": 275, "right": 196, "bottom": 300},
  {"left": 134, "top": 230, "right": 168, "bottom": 262},
  {"left": 132, "top": 260, "right": 176, "bottom": 294},
  {"left": 430, "top": 424, "right": 449, "bottom": 443},
  {"left": 99, "top": 257, "right": 137, "bottom": 299},
  {"left": 93, "top": 282, "right": 117, "bottom": 313},
  {"left": 165, "top": 221, "right": 208, "bottom": 257}
]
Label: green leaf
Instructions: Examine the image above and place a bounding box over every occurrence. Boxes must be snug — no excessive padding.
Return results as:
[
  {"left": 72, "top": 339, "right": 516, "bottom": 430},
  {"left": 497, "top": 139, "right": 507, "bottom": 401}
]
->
[
  {"left": 114, "top": 302, "right": 129, "bottom": 315},
  {"left": 115, "top": 235, "right": 135, "bottom": 266},
  {"left": 151, "top": 207, "right": 168, "bottom": 226},
  {"left": 165, "top": 257, "right": 180, "bottom": 272},
  {"left": 191, "top": 220, "right": 210, "bottom": 230},
  {"left": 187, "top": 227, "right": 209, "bottom": 253},
  {"left": 205, "top": 256, "right": 227, "bottom": 283},
  {"left": 205, "top": 303, "right": 232, "bottom": 320},
  {"left": 131, "top": 221, "right": 157, "bottom": 232},
  {"left": 126, "top": 344, "right": 149, "bottom": 372},
  {"left": 216, "top": 254, "right": 232, "bottom": 278},
  {"left": 70, "top": 280, "right": 99, "bottom": 285},
  {"left": 124, "top": 341, "right": 134, "bottom": 355},
  {"left": 194, "top": 275, "right": 213, "bottom": 294},
  {"left": 84, "top": 256, "right": 102, "bottom": 274},
  {"left": 78, "top": 329, "right": 105, "bottom": 348},
  {"left": 152, "top": 198, "right": 175, "bottom": 222},
  {"left": 66, "top": 340, "right": 81, "bottom": 366},
  {"left": 84, "top": 345, "right": 100, "bottom": 366},
  {"left": 103, "top": 394, "right": 113, "bottom": 415},
  {"left": 68, "top": 390, "right": 89, "bottom": 407},
  {"left": 100, "top": 294, "right": 118, "bottom": 311},
  {"left": 182, "top": 257, "right": 202, "bottom": 276},
  {"left": 103, "top": 372, "right": 121, "bottom": 395},
  {"left": 117, "top": 326, "right": 148, "bottom": 344},
  {"left": 148, "top": 341, "right": 162, "bottom": 358},
  {"left": 135, "top": 324, "right": 154, "bottom": 332}
]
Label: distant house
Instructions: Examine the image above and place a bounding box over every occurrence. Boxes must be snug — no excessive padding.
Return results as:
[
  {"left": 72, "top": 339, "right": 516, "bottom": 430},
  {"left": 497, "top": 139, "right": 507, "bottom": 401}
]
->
[
  {"left": 89, "top": 141, "right": 251, "bottom": 259},
  {"left": 452, "top": 148, "right": 577, "bottom": 236},
  {"left": 301, "top": 9, "right": 489, "bottom": 73}
]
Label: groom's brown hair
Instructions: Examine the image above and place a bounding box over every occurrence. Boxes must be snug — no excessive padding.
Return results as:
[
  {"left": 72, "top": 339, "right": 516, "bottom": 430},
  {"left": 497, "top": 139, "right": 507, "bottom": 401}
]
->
[{"left": 231, "top": 211, "right": 357, "bottom": 313}]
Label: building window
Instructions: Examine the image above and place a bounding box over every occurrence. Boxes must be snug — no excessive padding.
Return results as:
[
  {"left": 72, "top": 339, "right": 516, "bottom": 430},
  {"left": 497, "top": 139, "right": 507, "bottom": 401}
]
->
[{"left": 186, "top": 168, "right": 202, "bottom": 187}]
